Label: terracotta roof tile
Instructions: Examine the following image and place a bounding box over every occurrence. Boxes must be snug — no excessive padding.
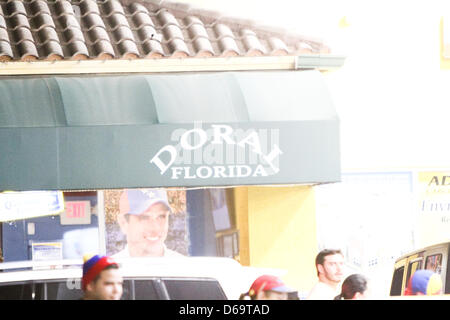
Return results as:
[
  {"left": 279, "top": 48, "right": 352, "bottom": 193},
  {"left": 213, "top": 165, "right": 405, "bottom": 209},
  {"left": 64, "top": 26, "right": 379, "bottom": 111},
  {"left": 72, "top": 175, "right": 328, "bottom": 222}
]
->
[
  {"left": 54, "top": 0, "right": 75, "bottom": 18},
  {"left": 241, "top": 29, "right": 265, "bottom": 56},
  {"left": 79, "top": 0, "right": 100, "bottom": 15},
  {"left": 29, "top": 0, "right": 52, "bottom": 16},
  {"left": 32, "top": 12, "right": 56, "bottom": 30},
  {"left": 0, "top": 43, "right": 13, "bottom": 61},
  {"left": 0, "top": 4, "right": 12, "bottom": 60},
  {"left": 102, "top": 0, "right": 125, "bottom": 15},
  {"left": 0, "top": 0, "right": 329, "bottom": 62},
  {"left": 268, "top": 36, "right": 288, "bottom": 55},
  {"left": 0, "top": 23, "right": 7, "bottom": 38},
  {"left": 54, "top": 1, "right": 89, "bottom": 59},
  {"left": 4, "top": 0, "right": 26, "bottom": 16},
  {"left": 157, "top": 8, "right": 178, "bottom": 27}
]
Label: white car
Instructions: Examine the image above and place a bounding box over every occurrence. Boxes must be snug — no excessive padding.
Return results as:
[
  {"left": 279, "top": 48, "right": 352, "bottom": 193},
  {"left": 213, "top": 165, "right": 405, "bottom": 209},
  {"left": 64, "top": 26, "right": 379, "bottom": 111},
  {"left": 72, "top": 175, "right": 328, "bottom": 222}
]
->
[{"left": 0, "top": 257, "right": 288, "bottom": 300}]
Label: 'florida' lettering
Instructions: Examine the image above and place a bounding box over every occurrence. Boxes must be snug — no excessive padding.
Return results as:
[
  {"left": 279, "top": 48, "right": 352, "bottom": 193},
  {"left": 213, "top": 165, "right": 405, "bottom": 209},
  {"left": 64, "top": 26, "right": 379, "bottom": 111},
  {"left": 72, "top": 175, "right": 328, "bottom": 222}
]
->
[{"left": 150, "top": 124, "right": 282, "bottom": 180}]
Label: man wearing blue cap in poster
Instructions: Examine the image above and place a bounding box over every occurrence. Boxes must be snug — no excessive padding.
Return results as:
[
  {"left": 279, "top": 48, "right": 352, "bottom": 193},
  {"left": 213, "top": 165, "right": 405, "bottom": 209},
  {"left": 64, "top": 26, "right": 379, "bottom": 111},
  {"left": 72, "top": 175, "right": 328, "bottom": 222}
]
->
[{"left": 113, "top": 189, "right": 184, "bottom": 258}]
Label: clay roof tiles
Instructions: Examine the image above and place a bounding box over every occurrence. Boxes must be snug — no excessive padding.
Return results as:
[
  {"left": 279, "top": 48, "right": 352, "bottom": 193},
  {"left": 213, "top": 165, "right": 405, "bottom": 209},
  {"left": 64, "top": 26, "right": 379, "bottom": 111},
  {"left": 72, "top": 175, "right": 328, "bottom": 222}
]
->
[{"left": 0, "top": 0, "right": 329, "bottom": 62}]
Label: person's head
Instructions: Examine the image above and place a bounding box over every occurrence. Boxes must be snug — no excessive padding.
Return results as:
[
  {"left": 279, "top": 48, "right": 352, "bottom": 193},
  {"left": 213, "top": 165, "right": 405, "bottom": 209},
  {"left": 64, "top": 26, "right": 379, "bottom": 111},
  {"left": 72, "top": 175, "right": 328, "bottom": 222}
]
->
[
  {"left": 315, "top": 249, "right": 345, "bottom": 285},
  {"left": 82, "top": 255, "right": 123, "bottom": 300},
  {"left": 334, "top": 274, "right": 369, "bottom": 300},
  {"left": 117, "top": 189, "right": 172, "bottom": 257},
  {"left": 240, "top": 275, "right": 296, "bottom": 300},
  {"left": 405, "top": 270, "right": 442, "bottom": 296}
]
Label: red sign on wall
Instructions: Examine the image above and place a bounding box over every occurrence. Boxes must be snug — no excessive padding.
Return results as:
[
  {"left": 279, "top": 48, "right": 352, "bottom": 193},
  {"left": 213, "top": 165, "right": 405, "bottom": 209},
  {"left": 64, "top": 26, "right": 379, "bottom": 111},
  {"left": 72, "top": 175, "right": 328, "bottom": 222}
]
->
[{"left": 60, "top": 201, "right": 91, "bottom": 225}]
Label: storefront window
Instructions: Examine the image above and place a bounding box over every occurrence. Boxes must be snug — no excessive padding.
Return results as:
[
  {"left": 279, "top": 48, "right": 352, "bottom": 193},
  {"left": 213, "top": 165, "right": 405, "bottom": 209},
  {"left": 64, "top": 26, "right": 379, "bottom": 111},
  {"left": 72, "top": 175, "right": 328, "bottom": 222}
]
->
[
  {"left": 0, "top": 187, "right": 238, "bottom": 263},
  {"left": 105, "top": 187, "right": 238, "bottom": 259},
  {"left": 0, "top": 191, "right": 99, "bottom": 262}
]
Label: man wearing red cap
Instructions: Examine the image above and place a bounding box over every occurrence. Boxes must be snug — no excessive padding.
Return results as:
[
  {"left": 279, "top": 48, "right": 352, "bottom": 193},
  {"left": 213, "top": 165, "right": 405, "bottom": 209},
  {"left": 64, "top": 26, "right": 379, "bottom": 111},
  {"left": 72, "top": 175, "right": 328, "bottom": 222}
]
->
[
  {"left": 240, "top": 275, "right": 296, "bottom": 300},
  {"left": 82, "top": 255, "right": 123, "bottom": 300}
]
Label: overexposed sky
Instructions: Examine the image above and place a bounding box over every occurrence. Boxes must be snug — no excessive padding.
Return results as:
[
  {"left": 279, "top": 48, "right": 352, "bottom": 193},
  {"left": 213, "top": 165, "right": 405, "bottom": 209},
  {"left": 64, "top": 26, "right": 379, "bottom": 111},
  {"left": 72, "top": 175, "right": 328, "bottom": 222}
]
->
[
  {"left": 177, "top": 0, "right": 347, "bottom": 41},
  {"left": 177, "top": 0, "right": 445, "bottom": 42},
  {"left": 177, "top": 0, "right": 450, "bottom": 170}
]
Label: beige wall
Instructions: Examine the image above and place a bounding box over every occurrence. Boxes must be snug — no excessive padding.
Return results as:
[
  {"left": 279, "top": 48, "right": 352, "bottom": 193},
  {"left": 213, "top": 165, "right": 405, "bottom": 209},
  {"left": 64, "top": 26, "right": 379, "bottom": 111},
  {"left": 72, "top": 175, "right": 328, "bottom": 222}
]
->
[{"left": 234, "top": 185, "right": 318, "bottom": 293}]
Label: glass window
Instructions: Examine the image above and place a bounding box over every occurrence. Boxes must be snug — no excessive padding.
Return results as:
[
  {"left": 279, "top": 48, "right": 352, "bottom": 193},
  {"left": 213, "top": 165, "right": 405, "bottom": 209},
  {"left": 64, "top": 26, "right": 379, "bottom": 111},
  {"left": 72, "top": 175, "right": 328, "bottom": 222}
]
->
[
  {"left": 1, "top": 187, "right": 241, "bottom": 264},
  {"left": 406, "top": 260, "right": 422, "bottom": 289},
  {"left": 425, "top": 254, "right": 443, "bottom": 274},
  {"left": 390, "top": 267, "right": 404, "bottom": 296},
  {"left": 163, "top": 279, "right": 227, "bottom": 300},
  {"left": 33, "top": 282, "right": 46, "bottom": 300},
  {"left": 1, "top": 191, "right": 100, "bottom": 263},
  {"left": 133, "top": 280, "right": 160, "bottom": 300},
  {"left": 209, "top": 189, "right": 233, "bottom": 231},
  {"left": 104, "top": 187, "right": 239, "bottom": 259},
  {"left": 43, "top": 279, "right": 133, "bottom": 300},
  {"left": 120, "top": 280, "right": 132, "bottom": 300},
  {"left": 46, "top": 281, "right": 83, "bottom": 300},
  {"left": 0, "top": 283, "right": 33, "bottom": 300}
]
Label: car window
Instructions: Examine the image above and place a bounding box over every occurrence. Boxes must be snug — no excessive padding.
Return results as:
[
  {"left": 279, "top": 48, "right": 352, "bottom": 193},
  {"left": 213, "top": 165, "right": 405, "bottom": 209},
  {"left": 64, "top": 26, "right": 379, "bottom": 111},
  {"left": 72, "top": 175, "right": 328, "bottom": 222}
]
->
[
  {"left": 132, "top": 279, "right": 161, "bottom": 300},
  {"left": 120, "top": 280, "right": 133, "bottom": 300},
  {"left": 45, "top": 281, "right": 83, "bottom": 300},
  {"left": 390, "top": 266, "right": 405, "bottom": 296},
  {"left": 0, "top": 278, "right": 228, "bottom": 300},
  {"left": 0, "top": 283, "right": 33, "bottom": 300},
  {"left": 405, "top": 260, "right": 422, "bottom": 290},
  {"left": 162, "top": 279, "right": 227, "bottom": 300},
  {"left": 42, "top": 280, "right": 133, "bottom": 300},
  {"left": 425, "top": 254, "right": 442, "bottom": 274}
]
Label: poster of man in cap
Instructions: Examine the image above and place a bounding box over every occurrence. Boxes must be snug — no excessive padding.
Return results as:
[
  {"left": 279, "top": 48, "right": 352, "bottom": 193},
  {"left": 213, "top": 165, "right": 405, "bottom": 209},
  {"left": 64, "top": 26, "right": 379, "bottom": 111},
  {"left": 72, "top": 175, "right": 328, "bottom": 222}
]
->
[{"left": 106, "top": 188, "right": 187, "bottom": 258}]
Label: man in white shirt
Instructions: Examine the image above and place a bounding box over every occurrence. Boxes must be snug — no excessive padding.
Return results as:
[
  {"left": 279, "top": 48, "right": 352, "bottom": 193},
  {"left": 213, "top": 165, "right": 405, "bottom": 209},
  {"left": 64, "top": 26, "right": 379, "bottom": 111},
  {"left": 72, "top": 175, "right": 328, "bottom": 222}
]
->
[
  {"left": 113, "top": 189, "right": 184, "bottom": 258},
  {"left": 307, "top": 249, "right": 345, "bottom": 300}
]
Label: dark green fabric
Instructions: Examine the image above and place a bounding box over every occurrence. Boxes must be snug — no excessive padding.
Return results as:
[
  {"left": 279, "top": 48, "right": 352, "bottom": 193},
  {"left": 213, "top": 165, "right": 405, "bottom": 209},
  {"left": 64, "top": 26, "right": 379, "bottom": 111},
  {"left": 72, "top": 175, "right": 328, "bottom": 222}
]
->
[
  {"left": 0, "top": 71, "right": 340, "bottom": 190},
  {"left": 0, "top": 77, "right": 66, "bottom": 127}
]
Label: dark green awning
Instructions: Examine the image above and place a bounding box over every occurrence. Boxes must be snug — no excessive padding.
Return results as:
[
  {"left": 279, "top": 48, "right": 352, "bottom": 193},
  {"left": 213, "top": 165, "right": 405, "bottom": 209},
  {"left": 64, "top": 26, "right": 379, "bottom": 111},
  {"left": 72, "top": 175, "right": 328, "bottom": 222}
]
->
[{"left": 0, "top": 70, "right": 340, "bottom": 191}]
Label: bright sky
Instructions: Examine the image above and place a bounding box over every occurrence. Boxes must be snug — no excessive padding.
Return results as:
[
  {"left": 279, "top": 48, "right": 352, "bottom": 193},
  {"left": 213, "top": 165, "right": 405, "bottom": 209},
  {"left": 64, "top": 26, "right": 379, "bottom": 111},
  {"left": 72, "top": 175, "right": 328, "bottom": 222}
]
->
[{"left": 177, "top": 0, "right": 450, "bottom": 171}]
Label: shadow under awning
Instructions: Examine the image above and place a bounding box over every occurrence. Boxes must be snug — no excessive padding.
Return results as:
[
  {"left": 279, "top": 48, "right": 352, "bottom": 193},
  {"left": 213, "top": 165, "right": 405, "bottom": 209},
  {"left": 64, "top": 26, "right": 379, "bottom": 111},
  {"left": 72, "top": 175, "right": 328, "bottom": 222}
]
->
[{"left": 0, "top": 70, "right": 340, "bottom": 191}]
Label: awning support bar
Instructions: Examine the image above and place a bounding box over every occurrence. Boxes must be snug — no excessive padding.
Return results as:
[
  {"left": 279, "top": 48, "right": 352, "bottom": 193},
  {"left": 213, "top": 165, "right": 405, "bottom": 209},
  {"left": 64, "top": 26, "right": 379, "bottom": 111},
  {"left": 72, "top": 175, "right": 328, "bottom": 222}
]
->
[{"left": 0, "top": 55, "right": 345, "bottom": 76}]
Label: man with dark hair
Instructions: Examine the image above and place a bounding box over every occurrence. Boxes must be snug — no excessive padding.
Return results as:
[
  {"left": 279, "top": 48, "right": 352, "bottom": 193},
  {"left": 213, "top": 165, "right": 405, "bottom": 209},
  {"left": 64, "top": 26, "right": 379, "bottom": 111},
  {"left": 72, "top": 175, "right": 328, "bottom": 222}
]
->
[
  {"left": 114, "top": 189, "right": 184, "bottom": 258},
  {"left": 82, "top": 254, "right": 123, "bottom": 300},
  {"left": 307, "top": 249, "right": 345, "bottom": 300}
]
